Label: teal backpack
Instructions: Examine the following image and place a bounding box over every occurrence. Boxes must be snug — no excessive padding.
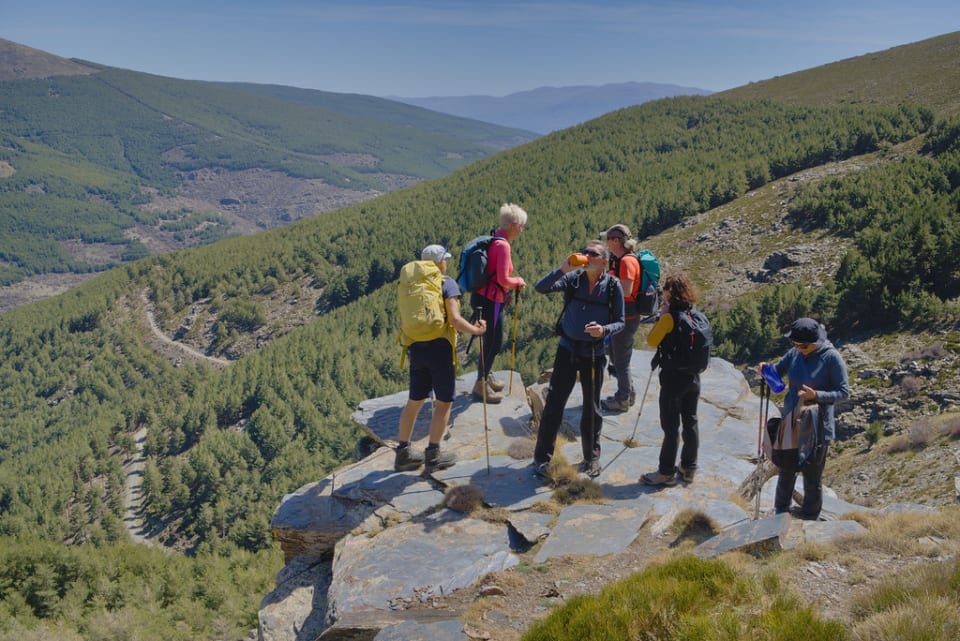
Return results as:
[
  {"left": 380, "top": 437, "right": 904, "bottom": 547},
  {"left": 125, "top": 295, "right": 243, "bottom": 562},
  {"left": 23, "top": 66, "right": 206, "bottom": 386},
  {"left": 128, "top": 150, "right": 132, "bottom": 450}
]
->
[{"left": 610, "top": 248, "right": 661, "bottom": 317}]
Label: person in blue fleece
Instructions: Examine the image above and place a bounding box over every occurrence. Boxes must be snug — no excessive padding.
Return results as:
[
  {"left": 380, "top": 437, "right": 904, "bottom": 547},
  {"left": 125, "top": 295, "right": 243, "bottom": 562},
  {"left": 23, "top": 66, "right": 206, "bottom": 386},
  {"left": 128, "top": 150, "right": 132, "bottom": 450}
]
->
[{"left": 759, "top": 317, "right": 849, "bottom": 519}]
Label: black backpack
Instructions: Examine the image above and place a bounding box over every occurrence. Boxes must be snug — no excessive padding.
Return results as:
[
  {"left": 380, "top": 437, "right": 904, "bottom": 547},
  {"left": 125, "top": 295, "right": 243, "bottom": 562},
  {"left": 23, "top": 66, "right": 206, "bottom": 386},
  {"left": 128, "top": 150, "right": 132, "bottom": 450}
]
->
[{"left": 658, "top": 308, "right": 712, "bottom": 374}]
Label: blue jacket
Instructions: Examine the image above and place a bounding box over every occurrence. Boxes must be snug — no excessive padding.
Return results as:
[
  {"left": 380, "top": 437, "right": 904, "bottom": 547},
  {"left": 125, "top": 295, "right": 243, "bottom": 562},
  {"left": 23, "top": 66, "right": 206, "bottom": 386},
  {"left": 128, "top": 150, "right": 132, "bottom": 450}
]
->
[
  {"left": 536, "top": 268, "right": 624, "bottom": 358},
  {"left": 773, "top": 340, "right": 849, "bottom": 442}
]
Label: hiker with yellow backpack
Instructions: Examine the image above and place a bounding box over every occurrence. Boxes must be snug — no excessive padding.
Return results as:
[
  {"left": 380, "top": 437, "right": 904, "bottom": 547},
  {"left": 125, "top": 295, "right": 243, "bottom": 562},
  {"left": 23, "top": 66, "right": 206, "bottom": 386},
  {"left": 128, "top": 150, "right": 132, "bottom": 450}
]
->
[{"left": 395, "top": 244, "right": 486, "bottom": 473}]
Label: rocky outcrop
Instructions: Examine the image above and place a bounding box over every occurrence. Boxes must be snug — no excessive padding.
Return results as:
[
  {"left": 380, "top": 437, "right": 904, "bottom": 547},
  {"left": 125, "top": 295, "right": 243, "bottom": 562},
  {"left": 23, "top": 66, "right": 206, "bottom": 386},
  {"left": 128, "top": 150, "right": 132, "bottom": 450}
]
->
[{"left": 262, "top": 350, "right": 894, "bottom": 641}]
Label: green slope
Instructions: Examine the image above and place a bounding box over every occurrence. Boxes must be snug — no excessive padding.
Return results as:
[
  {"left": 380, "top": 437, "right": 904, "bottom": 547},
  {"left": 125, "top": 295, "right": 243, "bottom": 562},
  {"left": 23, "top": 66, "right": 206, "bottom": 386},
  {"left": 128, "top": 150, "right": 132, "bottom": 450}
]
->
[{"left": 0, "top": 62, "right": 537, "bottom": 289}]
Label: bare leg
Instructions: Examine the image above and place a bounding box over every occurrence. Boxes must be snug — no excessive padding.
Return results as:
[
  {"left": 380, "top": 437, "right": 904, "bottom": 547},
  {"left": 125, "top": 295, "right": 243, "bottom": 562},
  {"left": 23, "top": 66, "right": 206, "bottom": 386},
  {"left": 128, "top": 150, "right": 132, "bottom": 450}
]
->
[
  {"left": 428, "top": 400, "right": 453, "bottom": 445},
  {"left": 397, "top": 398, "right": 427, "bottom": 442}
]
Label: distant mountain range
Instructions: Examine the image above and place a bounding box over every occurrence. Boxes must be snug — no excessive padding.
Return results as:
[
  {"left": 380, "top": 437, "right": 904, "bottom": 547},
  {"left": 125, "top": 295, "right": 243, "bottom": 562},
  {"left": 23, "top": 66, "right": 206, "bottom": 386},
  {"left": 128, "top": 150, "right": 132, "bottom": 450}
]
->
[{"left": 390, "top": 82, "right": 712, "bottom": 134}]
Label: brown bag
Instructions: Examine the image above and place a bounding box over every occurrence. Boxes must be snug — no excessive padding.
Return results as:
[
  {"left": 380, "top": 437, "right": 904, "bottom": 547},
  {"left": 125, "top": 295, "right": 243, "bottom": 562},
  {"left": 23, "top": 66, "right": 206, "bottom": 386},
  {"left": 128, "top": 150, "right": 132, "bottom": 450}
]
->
[{"left": 765, "top": 405, "right": 811, "bottom": 472}]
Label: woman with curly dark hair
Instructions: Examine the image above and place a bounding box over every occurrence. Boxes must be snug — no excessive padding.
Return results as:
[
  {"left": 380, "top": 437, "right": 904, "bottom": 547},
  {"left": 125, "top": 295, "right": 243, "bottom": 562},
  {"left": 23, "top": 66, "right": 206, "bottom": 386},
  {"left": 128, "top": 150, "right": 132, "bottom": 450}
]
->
[{"left": 641, "top": 272, "right": 711, "bottom": 486}]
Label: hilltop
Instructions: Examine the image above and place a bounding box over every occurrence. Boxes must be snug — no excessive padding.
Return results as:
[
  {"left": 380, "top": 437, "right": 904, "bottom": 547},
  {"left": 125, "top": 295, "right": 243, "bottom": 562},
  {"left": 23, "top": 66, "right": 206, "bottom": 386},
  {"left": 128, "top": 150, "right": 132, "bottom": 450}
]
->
[{"left": 0, "top": 39, "right": 97, "bottom": 80}]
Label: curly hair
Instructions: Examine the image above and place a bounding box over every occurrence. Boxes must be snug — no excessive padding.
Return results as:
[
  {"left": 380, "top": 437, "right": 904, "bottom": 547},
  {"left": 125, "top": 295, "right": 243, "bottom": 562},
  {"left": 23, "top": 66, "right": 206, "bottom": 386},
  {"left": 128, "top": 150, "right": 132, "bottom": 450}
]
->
[{"left": 663, "top": 272, "right": 698, "bottom": 310}]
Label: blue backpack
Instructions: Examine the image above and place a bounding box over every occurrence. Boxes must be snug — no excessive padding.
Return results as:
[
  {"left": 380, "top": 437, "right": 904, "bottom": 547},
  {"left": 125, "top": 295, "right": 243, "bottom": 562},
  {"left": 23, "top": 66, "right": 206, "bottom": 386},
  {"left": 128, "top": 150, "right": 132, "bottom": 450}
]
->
[{"left": 457, "top": 235, "right": 504, "bottom": 294}]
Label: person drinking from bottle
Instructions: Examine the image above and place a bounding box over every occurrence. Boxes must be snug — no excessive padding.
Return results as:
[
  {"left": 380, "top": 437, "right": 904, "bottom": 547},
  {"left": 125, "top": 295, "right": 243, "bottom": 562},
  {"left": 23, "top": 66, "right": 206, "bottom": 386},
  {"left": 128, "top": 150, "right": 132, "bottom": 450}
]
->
[{"left": 531, "top": 240, "right": 624, "bottom": 480}]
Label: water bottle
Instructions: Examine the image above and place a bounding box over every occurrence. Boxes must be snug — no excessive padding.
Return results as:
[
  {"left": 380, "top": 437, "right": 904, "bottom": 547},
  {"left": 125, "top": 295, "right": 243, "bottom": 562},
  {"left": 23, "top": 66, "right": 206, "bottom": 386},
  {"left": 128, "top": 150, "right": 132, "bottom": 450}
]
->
[{"left": 761, "top": 363, "right": 785, "bottom": 393}]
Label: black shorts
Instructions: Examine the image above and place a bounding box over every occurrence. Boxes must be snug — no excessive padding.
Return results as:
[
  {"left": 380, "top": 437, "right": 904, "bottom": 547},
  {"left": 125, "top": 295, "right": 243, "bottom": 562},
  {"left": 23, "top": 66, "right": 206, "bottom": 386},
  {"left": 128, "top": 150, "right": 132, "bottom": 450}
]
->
[{"left": 408, "top": 338, "right": 456, "bottom": 402}]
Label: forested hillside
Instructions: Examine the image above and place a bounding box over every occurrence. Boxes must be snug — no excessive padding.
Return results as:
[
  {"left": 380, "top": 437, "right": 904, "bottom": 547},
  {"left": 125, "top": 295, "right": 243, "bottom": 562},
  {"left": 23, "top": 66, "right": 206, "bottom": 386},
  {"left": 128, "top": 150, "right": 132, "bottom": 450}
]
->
[
  {"left": 2, "top": 31, "right": 960, "bottom": 641},
  {"left": 0, "top": 41, "right": 535, "bottom": 303}
]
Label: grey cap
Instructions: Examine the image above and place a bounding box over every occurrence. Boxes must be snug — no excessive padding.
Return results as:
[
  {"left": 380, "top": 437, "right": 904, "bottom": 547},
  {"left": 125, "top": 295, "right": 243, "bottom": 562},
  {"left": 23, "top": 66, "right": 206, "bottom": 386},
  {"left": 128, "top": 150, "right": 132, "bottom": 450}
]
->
[{"left": 421, "top": 244, "right": 452, "bottom": 263}]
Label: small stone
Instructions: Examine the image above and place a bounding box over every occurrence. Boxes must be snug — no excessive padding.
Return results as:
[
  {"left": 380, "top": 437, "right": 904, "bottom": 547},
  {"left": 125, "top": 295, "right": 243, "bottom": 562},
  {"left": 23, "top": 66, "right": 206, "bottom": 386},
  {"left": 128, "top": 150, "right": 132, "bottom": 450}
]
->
[{"left": 478, "top": 584, "right": 506, "bottom": 597}]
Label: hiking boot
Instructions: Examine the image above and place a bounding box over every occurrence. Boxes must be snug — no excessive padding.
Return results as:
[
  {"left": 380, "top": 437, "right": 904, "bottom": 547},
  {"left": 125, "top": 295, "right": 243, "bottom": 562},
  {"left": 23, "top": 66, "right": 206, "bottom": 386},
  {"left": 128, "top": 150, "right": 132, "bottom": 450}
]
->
[
  {"left": 640, "top": 470, "right": 677, "bottom": 486},
  {"left": 472, "top": 378, "right": 503, "bottom": 404},
  {"left": 394, "top": 446, "right": 424, "bottom": 472},
  {"left": 601, "top": 395, "right": 631, "bottom": 412},
  {"left": 678, "top": 465, "right": 696, "bottom": 483},
  {"left": 487, "top": 375, "right": 506, "bottom": 392},
  {"left": 579, "top": 459, "right": 602, "bottom": 479},
  {"left": 423, "top": 446, "right": 457, "bottom": 472},
  {"left": 532, "top": 461, "right": 550, "bottom": 481}
]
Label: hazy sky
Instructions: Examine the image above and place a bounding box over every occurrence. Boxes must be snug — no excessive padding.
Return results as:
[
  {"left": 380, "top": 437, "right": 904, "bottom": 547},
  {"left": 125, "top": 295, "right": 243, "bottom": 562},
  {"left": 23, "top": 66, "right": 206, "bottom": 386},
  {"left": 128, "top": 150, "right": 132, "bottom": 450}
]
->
[{"left": 3, "top": 1, "right": 958, "bottom": 97}]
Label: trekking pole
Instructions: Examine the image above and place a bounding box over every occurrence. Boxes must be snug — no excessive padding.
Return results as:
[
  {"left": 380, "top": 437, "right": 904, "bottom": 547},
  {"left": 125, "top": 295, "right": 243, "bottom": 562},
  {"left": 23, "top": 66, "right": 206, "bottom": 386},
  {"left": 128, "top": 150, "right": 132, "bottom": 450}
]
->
[
  {"left": 477, "top": 308, "right": 491, "bottom": 475},
  {"left": 508, "top": 289, "right": 520, "bottom": 394},
  {"left": 627, "top": 364, "right": 657, "bottom": 446},
  {"left": 754, "top": 379, "right": 768, "bottom": 520}
]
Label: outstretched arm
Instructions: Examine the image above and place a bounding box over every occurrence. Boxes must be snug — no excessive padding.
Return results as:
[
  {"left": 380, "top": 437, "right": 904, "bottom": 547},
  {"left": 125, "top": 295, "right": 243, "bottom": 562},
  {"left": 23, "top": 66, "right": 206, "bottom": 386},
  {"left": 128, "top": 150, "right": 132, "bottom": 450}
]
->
[{"left": 445, "top": 297, "right": 486, "bottom": 335}]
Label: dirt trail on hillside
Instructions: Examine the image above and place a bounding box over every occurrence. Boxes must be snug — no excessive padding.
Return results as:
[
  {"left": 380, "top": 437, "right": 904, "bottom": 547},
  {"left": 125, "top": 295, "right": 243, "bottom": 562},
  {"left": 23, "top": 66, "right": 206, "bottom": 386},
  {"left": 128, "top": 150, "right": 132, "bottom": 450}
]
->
[
  {"left": 122, "top": 426, "right": 158, "bottom": 547},
  {"left": 140, "top": 291, "right": 230, "bottom": 367}
]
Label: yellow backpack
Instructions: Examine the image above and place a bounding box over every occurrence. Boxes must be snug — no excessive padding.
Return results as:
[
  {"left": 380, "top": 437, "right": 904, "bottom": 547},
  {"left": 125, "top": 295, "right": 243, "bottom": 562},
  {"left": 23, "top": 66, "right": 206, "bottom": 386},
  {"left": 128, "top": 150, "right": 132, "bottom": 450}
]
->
[{"left": 397, "top": 260, "right": 456, "bottom": 367}]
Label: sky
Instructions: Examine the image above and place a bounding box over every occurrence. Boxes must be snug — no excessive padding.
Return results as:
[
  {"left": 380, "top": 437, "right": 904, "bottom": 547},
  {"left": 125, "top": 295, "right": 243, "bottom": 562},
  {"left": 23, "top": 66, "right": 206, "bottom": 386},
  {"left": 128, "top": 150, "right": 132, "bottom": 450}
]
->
[{"left": 3, "top": 1, "right": 959, "bottom": 98}]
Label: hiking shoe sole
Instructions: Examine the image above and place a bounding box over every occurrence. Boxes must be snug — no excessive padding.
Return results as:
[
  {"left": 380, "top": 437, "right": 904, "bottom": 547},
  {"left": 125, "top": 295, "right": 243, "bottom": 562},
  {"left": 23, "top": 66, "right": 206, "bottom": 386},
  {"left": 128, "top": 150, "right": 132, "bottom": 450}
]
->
[
  {"left": 678, "top": 466, "right": 696, "bottom": 483},
  {"left": 580, "top": 459, "right": 602, "bottom": 478},
  {"left": 601, "top": 396, "right": 631, "bottom": 412},
  {"left": 532, "top": 462, "right": 550, "bottom": 481},
  {"left": 394, "top": 448, "right": 424, "bottom": 472},
  {"left": 640, "top": 471, "right": 677, "bottom": 486}
]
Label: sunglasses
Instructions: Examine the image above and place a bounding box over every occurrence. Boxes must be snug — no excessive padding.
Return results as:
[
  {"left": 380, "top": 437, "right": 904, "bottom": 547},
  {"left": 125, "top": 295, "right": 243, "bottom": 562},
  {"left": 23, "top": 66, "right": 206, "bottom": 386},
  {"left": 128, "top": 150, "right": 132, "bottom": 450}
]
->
[
  {"left": 581, "top": 249, "right": 602, "bottom": 257},
  {"left": 792, "top": 341, "right": 811, "bottom": 349}
]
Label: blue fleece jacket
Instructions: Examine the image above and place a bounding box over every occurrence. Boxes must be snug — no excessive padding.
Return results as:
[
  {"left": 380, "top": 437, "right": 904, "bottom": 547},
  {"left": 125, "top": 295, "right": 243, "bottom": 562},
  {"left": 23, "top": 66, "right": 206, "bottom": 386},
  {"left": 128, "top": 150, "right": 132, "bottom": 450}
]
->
[
  {"left": 536, "top": 268, "right": 625, "bottom": 358},
  {"left": 774, "top": 340, "right": 849, "bottom": 442}
]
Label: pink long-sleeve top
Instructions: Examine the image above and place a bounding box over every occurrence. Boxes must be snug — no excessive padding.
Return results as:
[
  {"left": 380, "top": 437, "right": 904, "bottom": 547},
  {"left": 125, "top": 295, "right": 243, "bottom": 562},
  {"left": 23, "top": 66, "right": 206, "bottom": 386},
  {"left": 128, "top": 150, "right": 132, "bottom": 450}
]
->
[{"left": 478, "top": 229, "right": 522, "bottom": 302}]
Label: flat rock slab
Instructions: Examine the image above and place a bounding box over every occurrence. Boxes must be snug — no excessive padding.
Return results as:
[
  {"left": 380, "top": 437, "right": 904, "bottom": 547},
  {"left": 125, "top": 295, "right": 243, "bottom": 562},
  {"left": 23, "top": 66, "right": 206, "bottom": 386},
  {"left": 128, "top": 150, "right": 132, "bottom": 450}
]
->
[
  {"left": 534, "top": 499, "right": 653, "bottom": 563},
  {"left": 327, "top": 511, "right": 519, "bottom": 617},
  {"left": 782, "top": 518, "right": 867, "bottom": 549},
  {"left": 431, "top": 455, "right": 553, "bottom": 510},
  {"left": 373, "top": 619, "right": 468, "bottom": 641},
  {"left": 508, "top": 511, "right": 555, "bottom": 544},
  {"left": 694, "top": 513, "right": 791, "bottom": 558}
]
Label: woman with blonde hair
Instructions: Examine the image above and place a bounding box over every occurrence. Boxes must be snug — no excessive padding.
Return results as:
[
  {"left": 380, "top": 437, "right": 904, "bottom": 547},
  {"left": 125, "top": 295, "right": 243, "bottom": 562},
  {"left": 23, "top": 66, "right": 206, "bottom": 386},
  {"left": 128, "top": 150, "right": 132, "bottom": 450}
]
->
[{"left": 470, "top": 203, "right": 527, "bottom": 403}]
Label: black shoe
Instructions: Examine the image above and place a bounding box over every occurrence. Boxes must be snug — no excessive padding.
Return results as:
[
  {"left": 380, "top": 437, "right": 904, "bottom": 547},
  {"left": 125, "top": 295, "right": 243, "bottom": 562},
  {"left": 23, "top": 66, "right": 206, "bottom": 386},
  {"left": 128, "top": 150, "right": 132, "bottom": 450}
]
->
[
  {"left": 532, "top": 461, "right": 550, "bottom": 481},
  {"left": 394, "top": 446, "right": 424, "bottom": 472},
  {"left": 601, "top": 395, "right": 631, "bottom": 412},
  {"left": 580, "top": 459, "right": 601, "bottom": 478},
  {"left": 424, "top": 447, "right": 457, "bottom": 472}
]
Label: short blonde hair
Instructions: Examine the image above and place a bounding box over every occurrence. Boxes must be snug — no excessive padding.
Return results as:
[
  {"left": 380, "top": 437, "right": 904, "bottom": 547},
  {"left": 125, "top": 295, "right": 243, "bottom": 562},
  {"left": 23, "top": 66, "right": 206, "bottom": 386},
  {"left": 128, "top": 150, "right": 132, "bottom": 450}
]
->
[{"left": 499, "top": 203, "right": 528, "bottom": 226}]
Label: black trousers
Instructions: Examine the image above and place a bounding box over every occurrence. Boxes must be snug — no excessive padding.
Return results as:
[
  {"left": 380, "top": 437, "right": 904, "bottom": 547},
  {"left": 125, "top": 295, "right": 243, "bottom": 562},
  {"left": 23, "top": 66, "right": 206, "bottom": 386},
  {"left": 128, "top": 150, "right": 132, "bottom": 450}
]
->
[
  {"left": 775, "top": 442, "right": 829, "bottom": 519},
  {"left": 470, "top": 293, "right": 505, "bottom": 380},
  {"left": 657, "top": 369, "right": 700, "bottom": 475},
  {"left": 534, "top": 345, "right": 606, "bottom": 464}
]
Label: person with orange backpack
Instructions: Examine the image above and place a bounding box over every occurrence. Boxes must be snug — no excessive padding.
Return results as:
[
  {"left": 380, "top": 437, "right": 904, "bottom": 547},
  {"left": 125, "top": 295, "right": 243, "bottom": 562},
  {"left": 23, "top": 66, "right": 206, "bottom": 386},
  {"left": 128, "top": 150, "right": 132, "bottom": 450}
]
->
[
  {"left": 394, "top": 244, "right": 486, "bottom": 473},
  {"left": 601, "top": 224, "right": 660, "bottom": 412}
]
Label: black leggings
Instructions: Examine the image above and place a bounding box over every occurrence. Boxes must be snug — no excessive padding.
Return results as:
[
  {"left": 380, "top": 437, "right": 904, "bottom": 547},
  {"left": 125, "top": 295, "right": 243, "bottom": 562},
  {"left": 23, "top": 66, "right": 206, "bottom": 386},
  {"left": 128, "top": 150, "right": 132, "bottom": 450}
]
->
[
  {"left": 470, "top": 293, "right": 505, "bottom": 379},
  {"left": 775, "top": 442, "right": 829, "bottom": 519}
]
